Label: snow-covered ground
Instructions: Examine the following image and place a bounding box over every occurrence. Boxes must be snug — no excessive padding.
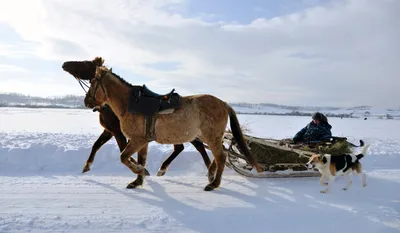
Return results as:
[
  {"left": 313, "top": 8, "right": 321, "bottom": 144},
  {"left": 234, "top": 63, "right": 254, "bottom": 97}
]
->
[{"left": 0, "top": 107, "right": 399, "bottom": 233}]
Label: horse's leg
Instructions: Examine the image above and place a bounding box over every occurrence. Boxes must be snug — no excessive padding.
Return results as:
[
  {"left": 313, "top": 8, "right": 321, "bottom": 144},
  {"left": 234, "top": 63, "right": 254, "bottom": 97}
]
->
[
  {"left": 204, "top": 141, "right": 227, "bottom": 191},
  {"left": 119, "top": 139, "right": 150, "bottom": 188},
  {"left": 157, "top": 144, "right": 184, "bottom": 176},
  {"left": 113, "top": 132, "right": 137, "bottom": 165},
  {"left": 127, "top": 143, "right": 149, "bottom": 188},
  {"left": 114, "top": 132, "right": 127, "bottom": 152},
  {"left": 82, "top": 130, "right": 113, "bottom": 173},
  {"left": 207, "top": 160, "right": 217, "bottom": 183},
  {"left": 191, "top": 139, "right": 211, "bottom": 169}
]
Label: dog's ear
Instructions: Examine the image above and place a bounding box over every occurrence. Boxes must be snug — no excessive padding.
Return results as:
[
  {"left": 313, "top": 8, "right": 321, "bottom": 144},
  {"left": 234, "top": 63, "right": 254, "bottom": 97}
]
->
[{"left": 320, "top": 155, "right": 328, "bottom": 163}]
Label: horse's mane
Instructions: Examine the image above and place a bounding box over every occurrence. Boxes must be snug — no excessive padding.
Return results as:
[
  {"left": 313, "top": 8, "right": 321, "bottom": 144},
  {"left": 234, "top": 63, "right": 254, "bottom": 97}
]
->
[{"left": 98, "top": 66, "right": 137, "bottom": 89}]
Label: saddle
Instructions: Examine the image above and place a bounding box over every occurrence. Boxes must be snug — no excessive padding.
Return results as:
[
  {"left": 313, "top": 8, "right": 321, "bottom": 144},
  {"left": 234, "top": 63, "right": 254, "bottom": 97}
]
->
[
  {"left": 142, "top": 85, "right": 175, "bottom": 100},
  {"left": 127, "top": 84, "right": 181, "bottom": 141}
]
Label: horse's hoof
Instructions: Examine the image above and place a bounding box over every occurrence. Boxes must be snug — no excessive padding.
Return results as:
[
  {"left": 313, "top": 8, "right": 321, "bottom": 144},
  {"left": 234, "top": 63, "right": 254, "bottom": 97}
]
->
[
  {"left": 126, "top": 184, "right": 137, "bottom": 189},
  {"left": 204, "top": 184, "right": 215, "bottom": 191},
  {"left": 126, "top": 182, "right": 142, "bottom": 189},
  {"left": 82, "top": 166, "right": 90, "bottom": 173},
  {"left": 157, "top": 170, "right": 166, "bottom": 176},
  {"left": 143, "top": 168, "right": 150, "bottom": 176}
]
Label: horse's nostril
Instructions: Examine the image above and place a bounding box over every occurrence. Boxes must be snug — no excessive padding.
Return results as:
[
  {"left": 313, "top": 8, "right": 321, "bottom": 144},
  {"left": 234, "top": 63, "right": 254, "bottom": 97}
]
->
[{"left": 62, "top": 62, "right": 71, "bottom": 70}]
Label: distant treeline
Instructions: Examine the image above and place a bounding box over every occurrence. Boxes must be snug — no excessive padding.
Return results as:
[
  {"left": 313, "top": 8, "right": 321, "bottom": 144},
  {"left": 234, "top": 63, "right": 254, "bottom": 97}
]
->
[
  {"left": 230, "top": 102, "right": 343, "bottom": 112},
  {"left": 0, "top": 103, "right": 86, "bottom": 109},
  {"left": 0, "top": 93, "right": 85, "bottom": 108},
  {"left": 236, "top": 111, "right": 356, "bottom": 118}
]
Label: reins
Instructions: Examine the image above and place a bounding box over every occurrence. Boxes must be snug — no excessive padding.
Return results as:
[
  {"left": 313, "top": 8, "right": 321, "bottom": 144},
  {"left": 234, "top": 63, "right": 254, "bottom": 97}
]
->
[
  {"left": 75, "top": 78, "right": 90, "bottom": 93},
  {"left": 73, "top": 67, "right": 109, "bottom": 112}
]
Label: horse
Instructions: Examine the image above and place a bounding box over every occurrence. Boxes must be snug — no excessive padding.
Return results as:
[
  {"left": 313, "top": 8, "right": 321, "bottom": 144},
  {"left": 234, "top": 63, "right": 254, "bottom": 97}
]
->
[
  {"left": 62, "top": 57, "right": 262, "bottom": 191},
  {"left": 62, "top": 62, "right": 211, "bottom": 178},
  {"left": 84, "top": 104, "right": 211, "bottom": 176}
]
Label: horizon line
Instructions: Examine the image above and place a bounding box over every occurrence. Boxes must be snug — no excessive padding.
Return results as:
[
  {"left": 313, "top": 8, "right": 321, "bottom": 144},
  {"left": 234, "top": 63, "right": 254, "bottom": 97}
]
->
[{"left": 0, "top": 91, "right": 394, "bottom": 110}]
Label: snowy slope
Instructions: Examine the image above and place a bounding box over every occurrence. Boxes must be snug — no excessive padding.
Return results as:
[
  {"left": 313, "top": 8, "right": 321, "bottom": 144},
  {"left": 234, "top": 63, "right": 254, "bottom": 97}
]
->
[{"left": 0, "top": 107, "right": 399, "bottom": 233}]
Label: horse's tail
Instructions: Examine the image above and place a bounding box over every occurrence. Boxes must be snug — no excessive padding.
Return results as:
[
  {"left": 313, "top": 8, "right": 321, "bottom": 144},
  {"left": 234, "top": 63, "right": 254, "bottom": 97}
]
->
[{"left": 227, "top": 105, "right": 263, "bottom": 173}]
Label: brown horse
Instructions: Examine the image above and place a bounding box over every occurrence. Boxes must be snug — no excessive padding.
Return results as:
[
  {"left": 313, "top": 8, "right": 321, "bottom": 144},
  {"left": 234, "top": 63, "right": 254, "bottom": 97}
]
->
[
  {"left": 62, "top": 57, "right": 262, "bottom": 191},
  {"left": 84, "top": 104, "right": 211, "bottom": 176},
  {"left": 62, "top": 62, "right": 211, "bottom": 178}
]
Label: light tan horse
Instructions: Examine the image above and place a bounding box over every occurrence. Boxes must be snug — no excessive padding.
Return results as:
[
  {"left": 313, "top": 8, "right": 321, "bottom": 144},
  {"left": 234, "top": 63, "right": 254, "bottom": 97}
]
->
[{"left": 63, "top": 57, "right": 262, "bottom": 191}]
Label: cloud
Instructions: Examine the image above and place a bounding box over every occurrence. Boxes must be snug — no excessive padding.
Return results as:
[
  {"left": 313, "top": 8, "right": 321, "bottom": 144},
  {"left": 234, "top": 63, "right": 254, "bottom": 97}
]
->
[
  {"left": 0, "top": 79, "right": 84, "bottom": 97},
  {"left": 0, "top": 42, "right": 36, "bottom": 58},
  {"left": 0, "top": 64, "right": 29, "bottom": 73},
  {"left": 0, "top": 0, "right": 398, "bottom": 107}
]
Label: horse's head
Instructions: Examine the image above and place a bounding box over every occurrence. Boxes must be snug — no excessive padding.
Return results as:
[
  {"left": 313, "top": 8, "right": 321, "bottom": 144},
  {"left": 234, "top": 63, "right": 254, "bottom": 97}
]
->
[
  {"left": 62, "top": 56, "right": 104, "bottom": 81},
  {"left": 84, "top": 66, "right": 110, "bottom": 109},
  {"left": 62, "top": 56, "right": 109, "bottom": 109}
]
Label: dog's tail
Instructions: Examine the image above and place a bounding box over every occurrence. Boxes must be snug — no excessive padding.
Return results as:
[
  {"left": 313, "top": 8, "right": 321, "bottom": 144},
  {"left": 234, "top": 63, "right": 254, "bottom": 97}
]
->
[
  {"left": 348, "top": 139, "right": 364, "bottom": 147},
  {"left": 359, "top": 140, "right": 365, "bottom": 147},
  {"left": 356, "top": 144, "right": 370, "bottom": 160}
]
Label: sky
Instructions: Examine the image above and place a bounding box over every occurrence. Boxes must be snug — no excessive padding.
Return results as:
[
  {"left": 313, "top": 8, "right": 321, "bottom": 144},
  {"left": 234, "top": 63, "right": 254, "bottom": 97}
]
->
[{"left": 0, "top": 0, "right": 398, "bottom": 108}]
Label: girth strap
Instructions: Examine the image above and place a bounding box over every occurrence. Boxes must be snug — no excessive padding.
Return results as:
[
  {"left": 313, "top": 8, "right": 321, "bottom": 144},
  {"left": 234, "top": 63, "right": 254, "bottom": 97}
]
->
[{"left": 144, "top": 114, "right": 157, "bottom": 141}]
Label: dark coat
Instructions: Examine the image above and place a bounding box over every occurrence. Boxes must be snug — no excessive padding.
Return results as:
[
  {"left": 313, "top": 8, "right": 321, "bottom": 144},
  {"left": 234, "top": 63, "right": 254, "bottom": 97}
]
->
[{"left": 293, "top": 121, "right": 332, "bottom": 143}]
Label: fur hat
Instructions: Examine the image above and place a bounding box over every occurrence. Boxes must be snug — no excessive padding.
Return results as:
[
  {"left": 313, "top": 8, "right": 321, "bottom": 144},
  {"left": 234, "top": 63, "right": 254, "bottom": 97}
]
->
[{"left": 312, "top": 112, "right": 323, "bottom": 121}]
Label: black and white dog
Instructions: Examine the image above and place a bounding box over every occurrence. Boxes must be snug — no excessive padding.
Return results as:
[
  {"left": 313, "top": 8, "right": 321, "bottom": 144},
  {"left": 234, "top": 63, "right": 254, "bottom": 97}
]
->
[{"left": 306, "top": 143, "right": 370, "bottom": 193}]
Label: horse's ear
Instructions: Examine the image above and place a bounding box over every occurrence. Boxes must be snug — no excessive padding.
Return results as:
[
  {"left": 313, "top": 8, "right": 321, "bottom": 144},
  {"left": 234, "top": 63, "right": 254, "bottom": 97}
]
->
[
  {"left": 109, "top": 67, "right": 112, "bottom": 72},
  {"left": 92, "top": 57, "right": 104, "bottom": 66}
]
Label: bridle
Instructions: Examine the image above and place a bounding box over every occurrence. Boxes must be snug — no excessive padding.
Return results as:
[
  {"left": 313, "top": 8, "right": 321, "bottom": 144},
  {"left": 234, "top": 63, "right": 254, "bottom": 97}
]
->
[{"left": 86, "top": 69, "right": 107, "bottom": 104}]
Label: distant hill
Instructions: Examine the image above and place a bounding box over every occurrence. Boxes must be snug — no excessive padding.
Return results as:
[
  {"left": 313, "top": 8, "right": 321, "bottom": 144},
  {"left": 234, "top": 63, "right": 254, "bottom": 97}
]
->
[
  {"left": 0, "top": 93, "right": 85, "bottom": 109},
  {"left": 229, "top": 103, "right": 400, "bottom": 119},
  {"left": 0, "top": 93, "right": 399, "bottom": 119}
]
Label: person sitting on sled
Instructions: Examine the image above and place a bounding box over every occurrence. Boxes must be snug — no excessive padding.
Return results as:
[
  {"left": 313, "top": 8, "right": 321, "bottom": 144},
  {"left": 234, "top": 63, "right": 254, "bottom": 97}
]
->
[{"left": 292, "top": 112, "right": 332, "bottom": 144}]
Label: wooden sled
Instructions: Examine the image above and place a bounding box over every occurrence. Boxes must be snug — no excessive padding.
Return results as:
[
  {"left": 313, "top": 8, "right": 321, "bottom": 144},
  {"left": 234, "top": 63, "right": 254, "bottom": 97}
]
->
[{"left": 220, "top": 132, "right": 356, "bottom": 178}]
